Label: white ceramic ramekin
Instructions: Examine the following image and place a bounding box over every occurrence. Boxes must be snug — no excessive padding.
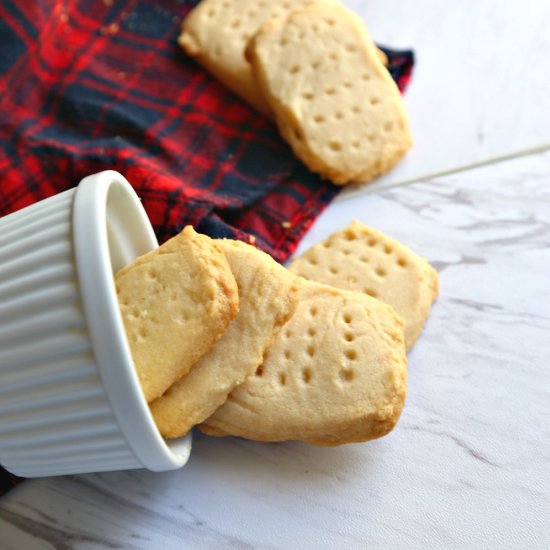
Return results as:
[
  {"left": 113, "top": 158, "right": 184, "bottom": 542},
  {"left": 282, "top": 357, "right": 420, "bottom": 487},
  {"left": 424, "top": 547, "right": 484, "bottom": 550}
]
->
[{"left": 0, "top": 171, "right": 191, "bottom": 477}]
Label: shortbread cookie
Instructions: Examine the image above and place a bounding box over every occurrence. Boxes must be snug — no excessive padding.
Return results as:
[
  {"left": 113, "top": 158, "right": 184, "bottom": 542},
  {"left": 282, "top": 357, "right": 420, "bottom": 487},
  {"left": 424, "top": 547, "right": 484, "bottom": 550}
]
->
[
  {"left": 116, "top": 226, "right": 239, "bottom": 403},
  {"left": 150, "top": 240, "right": 300, "bottom": 438},
  {"left": 247, "top": 3, "right": 412, "bottom": 184},
  {"left": 200, "top": 280, "right": 407, "bottom": 445},
  {"left": 289, "top": 221, "right": 438, "bottom": 350},
  {"left": 178, "top": 0, "right": 340, "bottom": 116}
]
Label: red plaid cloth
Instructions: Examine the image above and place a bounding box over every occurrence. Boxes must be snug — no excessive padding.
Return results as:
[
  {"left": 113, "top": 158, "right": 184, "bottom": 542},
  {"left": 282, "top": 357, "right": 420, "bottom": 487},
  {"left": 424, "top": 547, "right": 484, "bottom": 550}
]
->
[{"left": 0, "top": 0, "right": 413, "bottom": 494}]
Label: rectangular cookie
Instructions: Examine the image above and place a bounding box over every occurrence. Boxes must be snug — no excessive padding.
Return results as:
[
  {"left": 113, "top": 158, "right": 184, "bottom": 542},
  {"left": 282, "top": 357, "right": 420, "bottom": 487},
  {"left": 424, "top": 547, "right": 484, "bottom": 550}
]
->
[
  {"left": 200, "top": 279, "right": 407, "bottom": 445},
  {"left": 178, "top": 0, "right": 340, "bottom": 116},
  {"left": 289, "top": 221, "right": 439, "bottom": 350},
  {"left": 246, "top": 3, "right": 413, "bottom": 184},
  {"left": 116, "top": 226, "right": 239, "bottom": 402}
]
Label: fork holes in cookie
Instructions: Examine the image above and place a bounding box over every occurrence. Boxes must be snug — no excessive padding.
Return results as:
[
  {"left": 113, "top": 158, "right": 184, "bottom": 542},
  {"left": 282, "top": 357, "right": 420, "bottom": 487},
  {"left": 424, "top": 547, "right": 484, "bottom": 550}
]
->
[
  {"left": 384, "top": 121, "right": 394, "bottom": 132},
  {"left": 345, "top": 349, "right": 357, "bottom": 360},
  {"left": 345, "top": 43, "right": 357, "bottom": 52},
  {"left": 398, "top": 257, "right": 408, "bottom": 267},
  {"left": 310, "top": 306, "right": 318, "bottom": 317},
  {"left": 352, "top": 105, "right": 361, "bottom": 113},
  {"left": 314, "top": 114, "right": 325, "bottom": 123},
  {"left": 335, "top": 111, "right": 344, "bottom": 120},
  {"left": 278, "top": 373, "right": 287, "bottom": 386},
  {"left": 375, "top": 267, "right": 387, "bottom": 277},
  {"left": 370, "top": 97, "right": 380, "bottom": 106},
  {"left": 284, "top": 349, "right": 291, "bottom": 360},
  {"left": 306, "top": 345, "right": 315, "bottom": 358},
  {"left": 352, "top": 140, "right": 360, "bottom": 149},
  {"left": 343, "top": 313, "right": 352, "bottom": 324},
  {"left": 384, "top": 245, "right": 392, "bottom": 254},
  {"left": 302, "top": 91, "right": 315, "bottom": 100},
  {"left": 230, "top": 19, "right": 241, "bottom": 28},
  {"left": 339, "top": 368, "right": 354, "bottom": 382},
  {"left": 329, "top": 265, "right": 339, "bottom": 274},
  {"left": 255, "top": 365, "right": 264, "bottom": 377},
  {"left": 344, "top": 332, "right": 354, "bottom": 342},
  {"left": 290, "top": 64, "right": 301, "bottom": 74},
  {"left": 174, "top": 312, "right": 187, "bottom": 324},
  {"left": 368, "top": 237, "right": 377, "bottom": 246},
  {"left": 302, "top": 368, "right": 312, "bottom": 383},
  {"left": 325, "top": 87, "right": 336, "bottom": 96},
  {"left": 308, "top": 327, "right": 316, "bottom": 337},
  {"left": 328, "top": 141, "right": 342, "bottom": 152},
  {"left": 365, "top": 288, "right": 378, "bottom": 298}
]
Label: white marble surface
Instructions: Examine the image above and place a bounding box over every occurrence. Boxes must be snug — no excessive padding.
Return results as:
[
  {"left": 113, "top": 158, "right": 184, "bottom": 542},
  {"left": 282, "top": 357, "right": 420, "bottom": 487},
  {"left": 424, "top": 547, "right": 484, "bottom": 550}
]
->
[
  {"left": 341, "top": 0, "right": 550, "bottom": 190},
  {"left": 2, "top": 148, "right": 550, "bottom": 549}
]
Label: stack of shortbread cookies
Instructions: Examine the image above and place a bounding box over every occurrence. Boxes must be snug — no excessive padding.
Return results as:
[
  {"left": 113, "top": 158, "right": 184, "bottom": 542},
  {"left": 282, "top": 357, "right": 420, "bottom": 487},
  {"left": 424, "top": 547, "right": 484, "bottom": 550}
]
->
[
  {"left": 116, "top": 223, "right": 438, "bottom": 446},
  {"left": 178, "top": 0, "right": 412, "bottom": 185}
]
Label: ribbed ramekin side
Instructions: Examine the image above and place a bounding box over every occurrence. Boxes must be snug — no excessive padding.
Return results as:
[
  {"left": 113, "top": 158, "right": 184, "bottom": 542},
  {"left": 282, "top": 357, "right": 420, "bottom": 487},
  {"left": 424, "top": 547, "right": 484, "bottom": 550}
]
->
[{"left": 0, "top": 190, "right": 142, "bottom": 477}]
